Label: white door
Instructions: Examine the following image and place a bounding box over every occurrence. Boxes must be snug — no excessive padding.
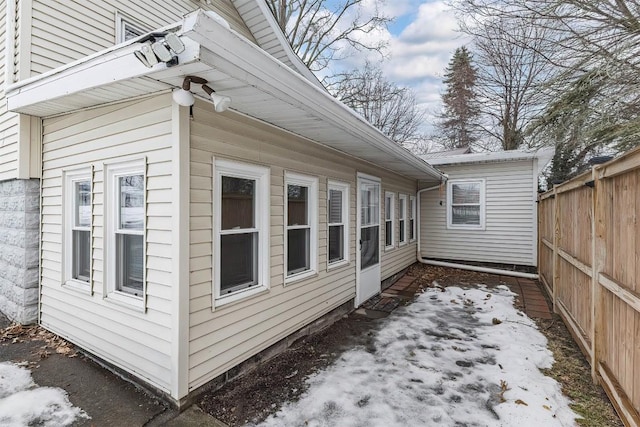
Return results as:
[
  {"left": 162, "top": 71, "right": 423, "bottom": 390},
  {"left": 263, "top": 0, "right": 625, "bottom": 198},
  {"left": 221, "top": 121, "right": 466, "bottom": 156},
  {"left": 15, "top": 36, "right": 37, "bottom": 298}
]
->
[{"left": 356, "top": 175, "right": 381, "bottom": 306}]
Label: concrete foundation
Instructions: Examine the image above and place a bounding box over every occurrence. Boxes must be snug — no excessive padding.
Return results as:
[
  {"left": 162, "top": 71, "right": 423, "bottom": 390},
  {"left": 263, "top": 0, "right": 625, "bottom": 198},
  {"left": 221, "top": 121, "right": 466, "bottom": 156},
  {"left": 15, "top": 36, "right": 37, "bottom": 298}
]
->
[{"left": 0, "top": 178, "right": 40, "bottom": 324}]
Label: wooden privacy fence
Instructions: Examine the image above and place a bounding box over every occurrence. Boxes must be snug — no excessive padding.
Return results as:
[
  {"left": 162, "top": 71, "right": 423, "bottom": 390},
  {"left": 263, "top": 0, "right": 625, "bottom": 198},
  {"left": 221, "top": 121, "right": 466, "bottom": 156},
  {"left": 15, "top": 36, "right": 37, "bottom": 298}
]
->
[{"left": 538, "top": 146, "right": 640, "bottom": 426}]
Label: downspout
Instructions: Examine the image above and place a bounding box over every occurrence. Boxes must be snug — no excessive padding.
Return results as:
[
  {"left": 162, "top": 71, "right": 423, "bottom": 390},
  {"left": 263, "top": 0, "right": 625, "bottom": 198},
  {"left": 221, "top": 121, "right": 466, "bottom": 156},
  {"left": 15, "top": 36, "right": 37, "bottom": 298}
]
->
[{"left": 416, "top": 177, "right": 539, "bottom": 280}]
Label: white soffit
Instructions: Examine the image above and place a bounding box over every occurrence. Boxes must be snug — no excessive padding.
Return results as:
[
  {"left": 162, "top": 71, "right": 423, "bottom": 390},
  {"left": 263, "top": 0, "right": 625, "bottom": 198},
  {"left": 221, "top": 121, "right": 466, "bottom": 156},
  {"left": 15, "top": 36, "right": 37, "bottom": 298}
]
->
[{"left": 6, "top": 10, "right": 442, "bottom": 182}]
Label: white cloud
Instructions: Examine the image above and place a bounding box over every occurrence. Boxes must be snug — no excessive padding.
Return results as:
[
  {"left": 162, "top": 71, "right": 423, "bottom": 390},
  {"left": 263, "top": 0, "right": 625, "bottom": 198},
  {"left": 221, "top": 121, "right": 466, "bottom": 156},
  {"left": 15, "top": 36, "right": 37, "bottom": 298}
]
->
[{"left": 321, "top": 0, "right": 470, "bottom": 134}]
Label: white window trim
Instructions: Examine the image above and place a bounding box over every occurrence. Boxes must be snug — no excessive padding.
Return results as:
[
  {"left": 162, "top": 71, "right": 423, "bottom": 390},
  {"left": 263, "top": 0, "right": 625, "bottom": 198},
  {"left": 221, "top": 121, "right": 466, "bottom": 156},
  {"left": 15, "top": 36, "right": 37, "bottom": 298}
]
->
[
  {"left": 327, "top": 180, "right": 349, "bottom": 270},
  {"left": 105, "top": 159, "right": 146, "bottom": 311},
  {"left": 398, "top": 194, "right": 408, "bottom": 246},
  {"left": 409, "top": 195, "right": 417, "bottom": 243},
  {"left": 284, "top": 172, "right": 318, "bottom": 284},
  {"left": 384, "top": 191, "right": 395, "bottom": 250},
  {"left": 63, "top": 167, "right": 92, "bottom": 294},
  {"left": 115, "top": 12, "right": 149, "bottom": 43},
  {"left": 213, "top": 159, "right": 270, "bottom": 307},
  {"left": 446, "top": 179, "right": 486, "bottom": 230}
]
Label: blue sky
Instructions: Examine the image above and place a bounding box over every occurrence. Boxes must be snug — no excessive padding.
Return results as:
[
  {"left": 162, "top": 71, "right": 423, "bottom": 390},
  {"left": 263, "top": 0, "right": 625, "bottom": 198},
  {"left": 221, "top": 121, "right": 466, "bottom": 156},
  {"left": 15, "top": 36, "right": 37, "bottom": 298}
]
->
[{"left": 326, "top": 0, "right": 469, "bottom": 136}]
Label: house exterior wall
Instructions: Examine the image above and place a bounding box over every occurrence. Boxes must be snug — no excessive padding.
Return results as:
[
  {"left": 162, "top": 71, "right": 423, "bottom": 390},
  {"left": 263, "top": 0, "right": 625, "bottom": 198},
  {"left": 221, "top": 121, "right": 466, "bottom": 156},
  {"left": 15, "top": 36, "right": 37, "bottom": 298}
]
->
[
  {"left": 420, "top": 160, "right": 537, "bottom": 266},
  {"left": 27, "top": 0, "right": 254, "bottom": 77},
  {"left": 0, "top": 1, "right": 21, "bottom": 181},
  {"left": 39, "top": 94, "right": 176, "bottom": 394},
  {"left": 0, "top": 0, "right": 253, "bottom": 182},
  {"left": 0, "top": 178, "right": 39, "bottom": 323},
  {"left": 381, "top": 181, "right": 418, "bottom": 280},
  {"left": 187, "top": 100, "right": 418, "bottom": 392}
]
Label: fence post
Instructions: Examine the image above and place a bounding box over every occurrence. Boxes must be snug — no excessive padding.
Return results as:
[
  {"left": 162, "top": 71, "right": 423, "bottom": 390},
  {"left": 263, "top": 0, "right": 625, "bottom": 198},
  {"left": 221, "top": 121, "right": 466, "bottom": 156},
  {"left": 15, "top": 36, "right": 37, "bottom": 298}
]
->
[
  {"left": 552, "top": 185, "right": 559, "bottom": 313},
  {"left": 591, "top": 166, "right": 606, "bottom": 383}
]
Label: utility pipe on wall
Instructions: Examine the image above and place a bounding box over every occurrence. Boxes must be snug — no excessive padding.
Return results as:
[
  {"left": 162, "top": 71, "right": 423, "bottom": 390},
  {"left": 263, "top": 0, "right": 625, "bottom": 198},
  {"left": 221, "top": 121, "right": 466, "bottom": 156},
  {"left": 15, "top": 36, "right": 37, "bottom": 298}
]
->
[
  {"left": 417, "top": 258, "right": 539, "bottom": 280},
  {"left": 416, "top": 179, "right": 539, "bottom": 281}
]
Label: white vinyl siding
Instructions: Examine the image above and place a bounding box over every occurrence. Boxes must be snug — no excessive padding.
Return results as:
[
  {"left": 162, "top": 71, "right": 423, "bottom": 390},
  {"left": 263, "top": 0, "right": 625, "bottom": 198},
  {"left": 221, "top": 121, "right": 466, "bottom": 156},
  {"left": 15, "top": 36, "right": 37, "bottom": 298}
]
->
[
  {"left": 420, "top": 160, "right": 537, "bottom": 266},
  {"left": 39, "top": 94, "right": 174, "bottom": 394},
  {"left": 188, "top": 101, "right": 418, "bottom": 391},
  {"left": 28, "top": 0, "right": 255, "bottom": 76},
  {"left": 0, "top": 2, "right": 20, "bottom": 181}
]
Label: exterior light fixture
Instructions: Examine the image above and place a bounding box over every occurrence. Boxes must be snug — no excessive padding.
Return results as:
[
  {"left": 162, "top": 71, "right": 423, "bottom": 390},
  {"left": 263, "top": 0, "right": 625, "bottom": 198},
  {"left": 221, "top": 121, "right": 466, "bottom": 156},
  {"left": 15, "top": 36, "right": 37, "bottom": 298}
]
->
[
  {"left": 134, "top": 32, "right": 185, "bottom": 68},
  {"left": 202, "top": 84, "right": 231, "bottom": 112},
  {"left": 172, "top": 76, "right": 207, "bottom": 107},
  {"left": 172, "top": 76, "right": 232, "bottom": 112},
  {"left": 135, "top": 42, "right": 158, "bottom": 68}
]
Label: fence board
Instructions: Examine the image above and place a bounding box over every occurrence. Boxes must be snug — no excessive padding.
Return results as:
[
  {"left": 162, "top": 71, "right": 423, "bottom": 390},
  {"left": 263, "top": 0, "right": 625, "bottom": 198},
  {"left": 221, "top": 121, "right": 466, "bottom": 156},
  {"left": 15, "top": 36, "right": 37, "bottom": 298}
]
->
[{"left": 538, "top": 147, "right": 640, "bottom": 426}]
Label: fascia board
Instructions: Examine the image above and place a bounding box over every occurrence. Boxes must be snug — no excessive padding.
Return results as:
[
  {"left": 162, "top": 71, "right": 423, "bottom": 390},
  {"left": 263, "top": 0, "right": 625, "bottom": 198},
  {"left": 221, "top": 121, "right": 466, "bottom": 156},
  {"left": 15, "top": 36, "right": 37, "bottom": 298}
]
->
[
  {"left": 6, "top": 30, "right": 200, "bottom": 111},
  {"left": 182, "top": 10, "right": 443, "bottom": 181}
]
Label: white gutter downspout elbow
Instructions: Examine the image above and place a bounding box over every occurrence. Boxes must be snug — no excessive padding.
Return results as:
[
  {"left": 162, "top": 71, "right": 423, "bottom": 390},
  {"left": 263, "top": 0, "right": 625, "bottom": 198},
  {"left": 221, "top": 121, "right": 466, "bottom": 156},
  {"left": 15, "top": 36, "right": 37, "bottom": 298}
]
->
[{"left": 416, "top": 176, "right": 539, "bottom": 281}]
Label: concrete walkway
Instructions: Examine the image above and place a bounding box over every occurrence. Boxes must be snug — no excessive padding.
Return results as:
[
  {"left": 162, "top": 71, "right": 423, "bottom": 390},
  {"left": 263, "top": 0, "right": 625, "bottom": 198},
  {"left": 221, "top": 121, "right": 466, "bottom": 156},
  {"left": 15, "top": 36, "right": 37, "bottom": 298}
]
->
[{"left": 0, "top": 315, "right": 226, "bottom": 426}]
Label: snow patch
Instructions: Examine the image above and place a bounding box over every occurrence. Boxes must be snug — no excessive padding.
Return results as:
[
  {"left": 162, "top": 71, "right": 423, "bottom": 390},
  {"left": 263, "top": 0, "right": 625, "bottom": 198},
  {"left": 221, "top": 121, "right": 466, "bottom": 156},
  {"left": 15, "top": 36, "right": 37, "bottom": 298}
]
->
[
  {"left": 0, "top": 362, "right": 88, "bottom": 427},
  {"left": 256, "top": 286, "right": 578, "bottom": 427}
]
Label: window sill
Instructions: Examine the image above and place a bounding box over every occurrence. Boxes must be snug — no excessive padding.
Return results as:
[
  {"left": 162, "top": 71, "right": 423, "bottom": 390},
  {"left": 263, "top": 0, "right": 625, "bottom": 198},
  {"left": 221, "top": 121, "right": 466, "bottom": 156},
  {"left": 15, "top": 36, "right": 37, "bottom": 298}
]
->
[
  {"left": 327, "top": 260, "right": 349, "bottom": 272},
  {"left": 447, "top": 224, "right": 486, "bottom": 231},
  {"left": 285, "top": 270, "right": 317, "bottom": 285},
  {"left": 62, "top": 279, "right": 92, "bottom": 295},
  {"left": 105, "top": 291, "right": 145, "bottom": 312},
  {"left": 398, "top": 242, "right": 408, "bottom": 247},
  {"left": 214, "top": 285, "right": 269, "bottom": 308},
  {"left": 384, "top": 245, "right": 396, "bottom": 252}
]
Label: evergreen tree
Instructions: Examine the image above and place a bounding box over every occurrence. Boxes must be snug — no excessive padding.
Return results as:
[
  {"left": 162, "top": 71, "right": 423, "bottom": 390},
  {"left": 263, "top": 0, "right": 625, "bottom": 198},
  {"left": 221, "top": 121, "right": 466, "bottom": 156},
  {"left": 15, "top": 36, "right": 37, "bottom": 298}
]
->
[{"left": 438, "top": 47, "right": 479, "bottom": 149}]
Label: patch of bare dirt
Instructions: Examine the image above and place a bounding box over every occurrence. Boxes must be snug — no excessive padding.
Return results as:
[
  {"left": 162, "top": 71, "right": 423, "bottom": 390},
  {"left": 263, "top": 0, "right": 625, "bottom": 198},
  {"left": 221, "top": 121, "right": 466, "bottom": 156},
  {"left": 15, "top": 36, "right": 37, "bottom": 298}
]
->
[
  {"left": 537, "top": 318, "right": 623, "bottom": 427},
  {"left": 198, "top": 315, "right": 380, "bottom": 426}
]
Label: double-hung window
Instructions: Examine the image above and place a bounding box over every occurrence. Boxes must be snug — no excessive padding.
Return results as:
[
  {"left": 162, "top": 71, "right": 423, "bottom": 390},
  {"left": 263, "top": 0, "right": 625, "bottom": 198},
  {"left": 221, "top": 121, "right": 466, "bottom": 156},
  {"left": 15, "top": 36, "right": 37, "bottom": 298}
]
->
[
  {"left": 107, "top": 161, "right": 145, "bottom": 304},
  {"left": 214, "top": 160, "right": 269, "bottom": 304},
  {"left": 447, "top": 179, "right": 485, "bottom": 229},
  {"left": 384, "top": 192, "right": 395, "bottom": 249},
  {"left": 285, "top": 172, "right": 318, "bottom": 281},
  {"left": 398, "top": 194, "right": 408, "bottom": 245},
  {"left": 327, "top": 181, "right": 349, "bottom": 267},
  {"left": 64, "top": 169, "right": 91, "bottom": 288},
  {"left": 409, "top": 195, "right": 416, "bottom": 242}
]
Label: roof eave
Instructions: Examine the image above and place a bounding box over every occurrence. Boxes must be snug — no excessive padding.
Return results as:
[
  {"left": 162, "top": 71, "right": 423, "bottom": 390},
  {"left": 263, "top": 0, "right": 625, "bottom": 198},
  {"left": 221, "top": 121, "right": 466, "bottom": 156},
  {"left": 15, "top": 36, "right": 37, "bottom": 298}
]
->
[{"left": 182, "top": 10, "right": 443, "bottom": 181}]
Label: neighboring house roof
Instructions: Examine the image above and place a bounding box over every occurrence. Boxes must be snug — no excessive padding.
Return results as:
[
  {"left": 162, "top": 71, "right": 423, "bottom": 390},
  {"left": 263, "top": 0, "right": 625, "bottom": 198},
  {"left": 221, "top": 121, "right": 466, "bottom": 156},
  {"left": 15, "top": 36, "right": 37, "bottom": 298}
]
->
[
  {"left": 421, "top": 148, "right": 554, "bottom": 174},
  {"left": 6, "top": 9, "right": 442, "bottom": 182},
  {"left": 421, "top": 146, "right": 472, "bottom": 159}
]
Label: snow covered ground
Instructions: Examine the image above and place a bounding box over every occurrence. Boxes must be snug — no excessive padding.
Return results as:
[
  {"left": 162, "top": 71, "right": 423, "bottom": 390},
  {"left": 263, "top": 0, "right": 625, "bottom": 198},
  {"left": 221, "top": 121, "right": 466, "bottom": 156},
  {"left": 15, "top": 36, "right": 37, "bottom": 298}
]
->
[
  {"left": 257, "top": 285, "right": 578, "bottom": 427},
  {"left": 0, "top": 362, "right": 87, "bottom": 426}
]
